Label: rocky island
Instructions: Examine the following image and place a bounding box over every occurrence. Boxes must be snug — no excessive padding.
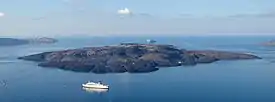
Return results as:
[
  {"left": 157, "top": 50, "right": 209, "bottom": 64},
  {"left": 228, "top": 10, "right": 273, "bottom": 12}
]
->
[
  {"left": 18, "top": 43, "right": 261, "bottom": 74},
  {"left": 0, "top": 37, "right": 57, "bottom": 46},
  {"left": 261, "top": 40, "right": 275, "bottom": 46},
  {"left": 0, "top": 38, "right": 29, "bottom": 46},
  {"left": 27, "top": 37, "right": 58, "bottom": 44}
]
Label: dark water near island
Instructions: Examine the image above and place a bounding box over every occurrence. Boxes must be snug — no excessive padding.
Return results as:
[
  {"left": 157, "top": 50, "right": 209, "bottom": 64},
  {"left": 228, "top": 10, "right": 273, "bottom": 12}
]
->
[{"left": 1, "top": 36, "right": 275, "bottom": 102}]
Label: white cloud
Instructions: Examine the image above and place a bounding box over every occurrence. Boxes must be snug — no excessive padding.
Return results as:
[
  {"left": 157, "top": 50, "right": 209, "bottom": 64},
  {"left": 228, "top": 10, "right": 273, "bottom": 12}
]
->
[
  {"left": 117, "top": 8, "right": 132, "bottom": 15},
  {"left": 0, "top": 12, "right": 5, "bottom": 17}
]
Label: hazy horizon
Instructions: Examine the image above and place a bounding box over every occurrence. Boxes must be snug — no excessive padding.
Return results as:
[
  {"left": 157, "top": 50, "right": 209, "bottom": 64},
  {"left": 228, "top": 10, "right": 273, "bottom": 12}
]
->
[{"left": 1, "top": 0, "right": 275, "bottom": 37}]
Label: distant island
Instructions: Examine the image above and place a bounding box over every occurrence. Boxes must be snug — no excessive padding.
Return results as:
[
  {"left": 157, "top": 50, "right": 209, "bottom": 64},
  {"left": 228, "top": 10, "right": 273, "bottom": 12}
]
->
[
  {"left": 27, "top": 37, "right": 58, "bottom": 44},
  {"left": 0, "top": 38, "right": 29, "bottom": 46},
  {"left": 261, "top": 40, "right": 275, "bottom": 46},
  {"left": 0, "top": 37, "right": 57, "bottom": 46},
  {"left": 18, "top": 43, "right": 261, "bottom": 74}
]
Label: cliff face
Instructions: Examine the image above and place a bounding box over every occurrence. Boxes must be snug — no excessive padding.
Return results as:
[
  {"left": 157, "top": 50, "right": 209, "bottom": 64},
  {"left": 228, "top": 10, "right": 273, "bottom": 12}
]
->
[{"left": 18, "top": 43, "right": 261, "bottom": 74}]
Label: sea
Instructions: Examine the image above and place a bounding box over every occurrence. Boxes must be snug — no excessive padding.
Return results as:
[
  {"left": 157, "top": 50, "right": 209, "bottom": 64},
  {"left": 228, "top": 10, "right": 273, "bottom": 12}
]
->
[{"left": 0, "top": 36, "right": 275, "bottom": 102}]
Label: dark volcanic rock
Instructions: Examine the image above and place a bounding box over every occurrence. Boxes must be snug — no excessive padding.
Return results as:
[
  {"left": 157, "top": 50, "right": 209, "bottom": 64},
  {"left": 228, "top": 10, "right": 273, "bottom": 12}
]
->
[
  {"left": 18, "top": 43, "right": 261, "bottom": 73},
  {"left": 187, "top": 50, "right": 261, "bottom": 61}
]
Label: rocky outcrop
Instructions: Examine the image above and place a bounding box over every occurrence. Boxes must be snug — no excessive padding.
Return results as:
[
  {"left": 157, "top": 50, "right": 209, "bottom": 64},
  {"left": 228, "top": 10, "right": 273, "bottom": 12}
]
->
[
  {"left": 187, "top": 50, "right": 261, "bottom": 63},
  {"left": 18, "top": 43, "right": 261, "bottom": 73}
]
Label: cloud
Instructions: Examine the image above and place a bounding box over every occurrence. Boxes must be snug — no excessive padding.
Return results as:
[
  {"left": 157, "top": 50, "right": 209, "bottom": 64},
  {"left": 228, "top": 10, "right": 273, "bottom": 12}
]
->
[
  {"left": 0, "top": 12, "right": 5, "bottom": 17},
  {"left": 117, "top": 8, "right": 132, "bottom": 15},
  {"left": 116, "top": 8, "right": 153, "bottom": 19},
  {"left": 228, "top": 12, "right": 275, "bottom": 18}
]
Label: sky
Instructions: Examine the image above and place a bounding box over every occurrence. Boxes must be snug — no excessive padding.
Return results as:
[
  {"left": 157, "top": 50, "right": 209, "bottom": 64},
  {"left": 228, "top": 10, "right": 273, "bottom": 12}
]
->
[{"left": 0, "top": 0, "right": 275, "bottom": 37}]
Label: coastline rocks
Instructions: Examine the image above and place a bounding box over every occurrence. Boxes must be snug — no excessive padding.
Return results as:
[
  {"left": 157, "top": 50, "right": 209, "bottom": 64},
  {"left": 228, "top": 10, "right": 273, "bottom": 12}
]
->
[{"left": 18, "top": 43, "right": 261, "bottom": 73}]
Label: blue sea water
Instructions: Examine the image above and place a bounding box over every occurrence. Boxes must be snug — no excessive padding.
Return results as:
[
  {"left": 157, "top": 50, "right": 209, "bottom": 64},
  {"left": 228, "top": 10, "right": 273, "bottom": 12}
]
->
[{"left": 1, "top": 36, "right": 275, "bottom": 102}]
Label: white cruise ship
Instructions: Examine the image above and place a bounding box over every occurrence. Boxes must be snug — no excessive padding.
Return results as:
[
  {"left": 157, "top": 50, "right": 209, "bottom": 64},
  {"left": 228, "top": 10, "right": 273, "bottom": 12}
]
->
[{"left": 82, "top": 81, "right": 109, "bottom": 89}]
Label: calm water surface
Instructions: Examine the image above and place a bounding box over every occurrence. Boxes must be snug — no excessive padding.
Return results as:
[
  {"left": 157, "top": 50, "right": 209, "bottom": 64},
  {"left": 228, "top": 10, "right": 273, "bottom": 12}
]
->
[{"left": 0, "top": 36, "right": 275, "bottom": 102}]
